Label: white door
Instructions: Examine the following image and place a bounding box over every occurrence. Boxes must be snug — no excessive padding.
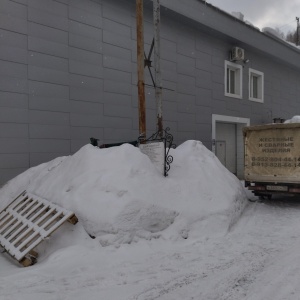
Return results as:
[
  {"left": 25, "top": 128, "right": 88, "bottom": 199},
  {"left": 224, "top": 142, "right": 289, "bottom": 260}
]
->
[
  {"left": 216, "top": 141, "right": 226, "bottom": 166},
  {"left": 216, "top": 122, "right": 237, "bottom": 174}
]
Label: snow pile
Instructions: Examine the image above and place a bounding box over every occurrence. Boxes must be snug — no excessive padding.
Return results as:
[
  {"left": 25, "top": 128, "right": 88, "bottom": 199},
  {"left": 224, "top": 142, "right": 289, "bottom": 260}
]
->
[
  {"left": 231, "top": 11, "right": 244, "bottom": 21},
  {"left": 286, "top": 41, "right": 300, "bottom": 49},
  {"left": 284, "top": 115, "right": 300, "bottom": 123},
  {"left": 0, "top": 140, "right": 248, "bottom": 246},
  {"left": 262, "top": 27, "right": 284, "bottom": 40}
]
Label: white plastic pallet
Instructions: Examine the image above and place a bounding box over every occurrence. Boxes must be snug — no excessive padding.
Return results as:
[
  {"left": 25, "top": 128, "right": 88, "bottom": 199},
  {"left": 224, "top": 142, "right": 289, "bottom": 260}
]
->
[{"left": 0, "top": 191, "right": 76, "bottom": 262}]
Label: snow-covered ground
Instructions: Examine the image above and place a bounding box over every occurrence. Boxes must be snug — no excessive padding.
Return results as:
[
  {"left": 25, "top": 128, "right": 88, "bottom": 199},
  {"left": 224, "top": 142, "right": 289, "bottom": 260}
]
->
[{"left": 1, "top": 140, "right": 300, "bottom": 299}]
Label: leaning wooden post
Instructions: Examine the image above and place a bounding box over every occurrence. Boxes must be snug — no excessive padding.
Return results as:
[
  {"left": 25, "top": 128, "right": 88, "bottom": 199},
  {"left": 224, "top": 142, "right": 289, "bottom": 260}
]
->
[{"left": 136, "top": 0, "right": 146, "bottom": 141}]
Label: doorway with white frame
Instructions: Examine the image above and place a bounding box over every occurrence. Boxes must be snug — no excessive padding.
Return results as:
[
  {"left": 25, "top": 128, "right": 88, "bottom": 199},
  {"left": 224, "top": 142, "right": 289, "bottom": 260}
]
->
[{"left": 212, "top": 114, "right": 250, "bottom": 179}]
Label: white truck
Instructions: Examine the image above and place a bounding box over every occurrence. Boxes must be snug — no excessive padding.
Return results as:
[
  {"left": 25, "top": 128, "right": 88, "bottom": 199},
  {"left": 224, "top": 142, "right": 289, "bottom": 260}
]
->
[{"left": 244, "top": 123, "right": 300, "bottom": 198}]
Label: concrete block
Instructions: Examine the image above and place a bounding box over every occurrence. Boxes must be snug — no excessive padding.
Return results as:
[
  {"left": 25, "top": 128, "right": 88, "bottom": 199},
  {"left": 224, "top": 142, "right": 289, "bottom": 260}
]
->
[
  {"left": 0, "top": 60, "right": 27, "bottom": 78},
  {"left": 29, "top": 110, "right": 70, "bottom": 125},
  {"left": 0, "top": 91, "right": 28, "bottom": 108},
  {"left": 0, "top": 76, "right": 28, "bottom": 94},
  {"left": 30, "top": 139, "right": 70, "bottom": 153},
  {"left": 29, "top": 124, "right": 70, "bottom": 139},
  {"left": 0, "top": 123, "right": 28, "bottom": 138},
  {"left": 28, "top": 66, "right": 69, "bottom": 86},
  {"left": 28, "top": 7, "right": 68, "bottom": 31},
  {"left": 0, "top": 13, "right": 27, "bottom": 35},
  {"left": 28, "top": 22, "right": 68, "bottom": 44},
  {"left": 69, "top": 20, "right": 102, "bottom": 39},
  {"left": 0, "top": 153, "right": 29, "bottom": 168},
  {"left": 104, "top": 79, "right": 132, "bottom": 95},
  {"left": 196, "top": 87, "right": 212, "bottom": 107},
  {"left": 71, "top": 100, "right": 103, "bottom": 115},
  {"left": 0, "top": 107, "right": 28, "bottom": 123},
  {"left": 69, "top": 6, "right": 102, "bottom": 28},
  {"left": 28, "top": 36, "right": 68, "bottom": 58},
  {"left": 29, "top": 96, "right": 70, "bottom": 112},
  {"left": 103, "top": 18, "right": 131, "bottom": 37},
  {"left": 29, "top": 81, "right": 69, "bottom": 98},
  {"left": 29, "top": 152, "right": 68, "bottom": 167},
  {"left": 28, "top": 52, "right": 68, "bottom": 72},
  {"left": 69, "top": 74, "right": 103, "bottom": 91},
  {"left": 71, "top": 126, "right": 104, "bottom": 140},
  {"left": 69, "top": 60, "right": 103, "bottom": 79},
  {"left": 103, "top": 55, "right": 132, "bottom": 73},
  {"left": 70, "top": 86, "right": 103, "bottom": 103},
  {"left": 102, "top": 2, "right": 132, "bottom": 26},
  {"left": 70, "top": 113, "right": 104, "bottom": 127},
  {"left": 104, "top": 103, "right": 132, "bottom": 118},
  {"left": 69, "top": 33, "right": 103, "bottom": 53},
  {"left": 177, "top": 74, "right": 196, "bottom": 96},
  {"left": 0, "top": 168, "right": 28, "bottom": 186},
  {"left": 0, "top": 138, "right": 29, "bottom": 153},
  {"left": 103, "top": 30, "right": 132, "bottom": 50},
  {"left": 0, "top": 46, "right": 27, "bottom": 64}
]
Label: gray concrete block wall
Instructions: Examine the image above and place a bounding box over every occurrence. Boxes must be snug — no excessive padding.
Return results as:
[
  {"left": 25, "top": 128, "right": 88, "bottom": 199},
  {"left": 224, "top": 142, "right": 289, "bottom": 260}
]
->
[
  {"left": 0, "top": 0, "right": 29, "bottom": 185},
  {"left": 68, "top": 0, "right": 104, "bottom": 151},
  {"left": 2, "top": 0, "right": 300, "bottom": 185}
]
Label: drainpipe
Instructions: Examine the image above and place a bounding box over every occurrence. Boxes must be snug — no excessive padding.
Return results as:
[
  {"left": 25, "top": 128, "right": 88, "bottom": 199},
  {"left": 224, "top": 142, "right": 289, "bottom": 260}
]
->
[
  {"left": 153, "top": 0, "right": 163, "bottom": 138},
  {"left": 136, "top": 0, "right": 146, "bottom": 141}
]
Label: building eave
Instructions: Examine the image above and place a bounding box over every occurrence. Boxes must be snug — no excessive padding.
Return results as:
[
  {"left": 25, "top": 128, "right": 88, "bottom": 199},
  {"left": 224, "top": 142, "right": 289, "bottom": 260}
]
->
[{"left": 144, "top": 0, "right": 300, "bottom": 71}]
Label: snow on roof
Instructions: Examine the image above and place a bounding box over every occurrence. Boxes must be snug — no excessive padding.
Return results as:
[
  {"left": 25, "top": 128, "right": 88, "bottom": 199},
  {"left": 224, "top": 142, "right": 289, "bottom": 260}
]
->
[
  {"left": 262, "top": 27, "right": 284, "bottom": 40},
  {"left": 231, "top": 11, "right": 244, "bottom": 21}
]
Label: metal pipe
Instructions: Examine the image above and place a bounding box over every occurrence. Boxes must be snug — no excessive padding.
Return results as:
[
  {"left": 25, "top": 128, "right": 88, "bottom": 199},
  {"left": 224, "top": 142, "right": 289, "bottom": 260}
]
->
[
  {"left": 153, "top": 0, "right": 163, "bottom": 138},
  {"left": 136, "top": 0, "right": 146, "bottom": 140},
  {"left": 297, "top": 17, "right": 299, "bottom": 46}
]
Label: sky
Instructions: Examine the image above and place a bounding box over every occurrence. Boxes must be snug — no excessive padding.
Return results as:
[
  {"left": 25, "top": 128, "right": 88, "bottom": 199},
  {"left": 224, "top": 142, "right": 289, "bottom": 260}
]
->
[{"left": 207, "top": 0, "right": 299, "bottom": 35}]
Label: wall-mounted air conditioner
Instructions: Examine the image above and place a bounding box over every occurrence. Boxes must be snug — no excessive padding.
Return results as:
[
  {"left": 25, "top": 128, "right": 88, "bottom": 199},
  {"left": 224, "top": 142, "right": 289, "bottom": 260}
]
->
[{"left": 231, "top": 47, "right": 245, "bottom": 61}]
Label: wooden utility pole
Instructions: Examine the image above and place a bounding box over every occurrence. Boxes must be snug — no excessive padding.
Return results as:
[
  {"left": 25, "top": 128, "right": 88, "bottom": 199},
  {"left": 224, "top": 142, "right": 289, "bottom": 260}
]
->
[
  {"left": 136, "top": 0, "right": 146, "bottom": 140},
  {"left": 153, "top": 0, "right": 163, "bottom": 138}
]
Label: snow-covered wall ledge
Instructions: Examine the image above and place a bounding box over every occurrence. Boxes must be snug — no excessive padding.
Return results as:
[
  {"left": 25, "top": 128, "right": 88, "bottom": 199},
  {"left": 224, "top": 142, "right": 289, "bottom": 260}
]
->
[{"left": 143, "top": 0, "right": 300, "bottom": 71}]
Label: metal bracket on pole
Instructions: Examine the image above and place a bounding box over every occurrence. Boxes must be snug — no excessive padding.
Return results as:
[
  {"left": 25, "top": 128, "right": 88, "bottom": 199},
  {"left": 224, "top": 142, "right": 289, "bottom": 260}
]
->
[
  {"left": 144, "top": 40, "right": 174, "bottom": 92},
  {"left": 144, "top": 38, "right": 156, "bottom": 88}
]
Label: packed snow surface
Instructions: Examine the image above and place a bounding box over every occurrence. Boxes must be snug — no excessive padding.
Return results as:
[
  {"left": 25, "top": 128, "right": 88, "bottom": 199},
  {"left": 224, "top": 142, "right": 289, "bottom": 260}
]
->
[{"left": 1, "top": 140, "right": 300, "bottom": 299}]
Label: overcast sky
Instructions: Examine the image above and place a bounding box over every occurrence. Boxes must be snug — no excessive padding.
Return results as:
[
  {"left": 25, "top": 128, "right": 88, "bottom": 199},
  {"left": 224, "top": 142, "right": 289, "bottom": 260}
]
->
[{"left": 207, "top": 0, "right": 298, "bottom": 35}]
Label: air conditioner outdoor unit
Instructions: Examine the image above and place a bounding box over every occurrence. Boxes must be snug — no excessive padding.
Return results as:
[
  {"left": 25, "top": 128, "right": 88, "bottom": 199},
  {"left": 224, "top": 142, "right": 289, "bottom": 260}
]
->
[{"left": 231, "top": 47, "right": 244, "bottom": 61}]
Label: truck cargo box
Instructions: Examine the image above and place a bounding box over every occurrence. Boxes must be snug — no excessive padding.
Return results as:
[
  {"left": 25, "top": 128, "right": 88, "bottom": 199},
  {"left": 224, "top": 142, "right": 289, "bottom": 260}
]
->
[{"left": 244, "top": 123, "right": 300, "bottom": 196}]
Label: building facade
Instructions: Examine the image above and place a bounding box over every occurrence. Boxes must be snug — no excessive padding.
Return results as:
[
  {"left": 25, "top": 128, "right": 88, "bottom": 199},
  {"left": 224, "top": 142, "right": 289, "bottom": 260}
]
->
[{"left": 1, "top": 0, "right": 300, "bottom": 185}]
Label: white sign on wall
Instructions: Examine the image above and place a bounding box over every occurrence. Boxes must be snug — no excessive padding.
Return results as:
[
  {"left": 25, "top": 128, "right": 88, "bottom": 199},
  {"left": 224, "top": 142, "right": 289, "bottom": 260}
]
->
[{"left": 139, "top": 141, "right": 165, "bottom": 175}]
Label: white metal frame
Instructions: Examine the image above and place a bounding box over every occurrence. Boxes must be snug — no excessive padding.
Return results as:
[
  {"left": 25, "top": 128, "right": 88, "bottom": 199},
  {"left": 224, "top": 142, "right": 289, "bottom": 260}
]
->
[
  {"left": 225, "top": 60, "right": 243, "bottom": 99},
  {"left": 212, "top": 114, "right": 250, "bottom": 178},
  {"left": 249, "top": 68, "right": 264, "bottom": 103}
]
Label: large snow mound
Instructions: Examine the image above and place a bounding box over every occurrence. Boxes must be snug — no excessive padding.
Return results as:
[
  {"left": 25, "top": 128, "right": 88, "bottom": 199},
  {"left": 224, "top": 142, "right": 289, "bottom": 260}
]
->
[{"left": 0, "top": 140, "right": 248, "bottom": 246}]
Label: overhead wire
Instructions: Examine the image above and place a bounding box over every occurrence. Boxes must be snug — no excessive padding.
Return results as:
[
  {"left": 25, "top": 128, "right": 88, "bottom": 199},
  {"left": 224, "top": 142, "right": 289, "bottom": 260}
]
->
[{"left": 277, "top": 19, "right": 297, "bottom": 32}]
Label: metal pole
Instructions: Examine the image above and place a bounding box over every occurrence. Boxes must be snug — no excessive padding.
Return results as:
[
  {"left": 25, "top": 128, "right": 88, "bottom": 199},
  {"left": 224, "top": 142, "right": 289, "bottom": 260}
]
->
[
  {"left": 136, "top": 0, "right": 146, "bottom": 140},
  {"left": 153, "top": 0, "right": 163, "bottom": 138},
  {"left": 296, "top": 17, "right": 299, "bottom": 46}
]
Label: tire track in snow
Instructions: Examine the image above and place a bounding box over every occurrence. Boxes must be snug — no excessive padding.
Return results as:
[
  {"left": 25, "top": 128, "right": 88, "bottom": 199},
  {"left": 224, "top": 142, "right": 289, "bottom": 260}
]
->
[{"left": 130, "top": 198, "right": 300, "bottom": 300}]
